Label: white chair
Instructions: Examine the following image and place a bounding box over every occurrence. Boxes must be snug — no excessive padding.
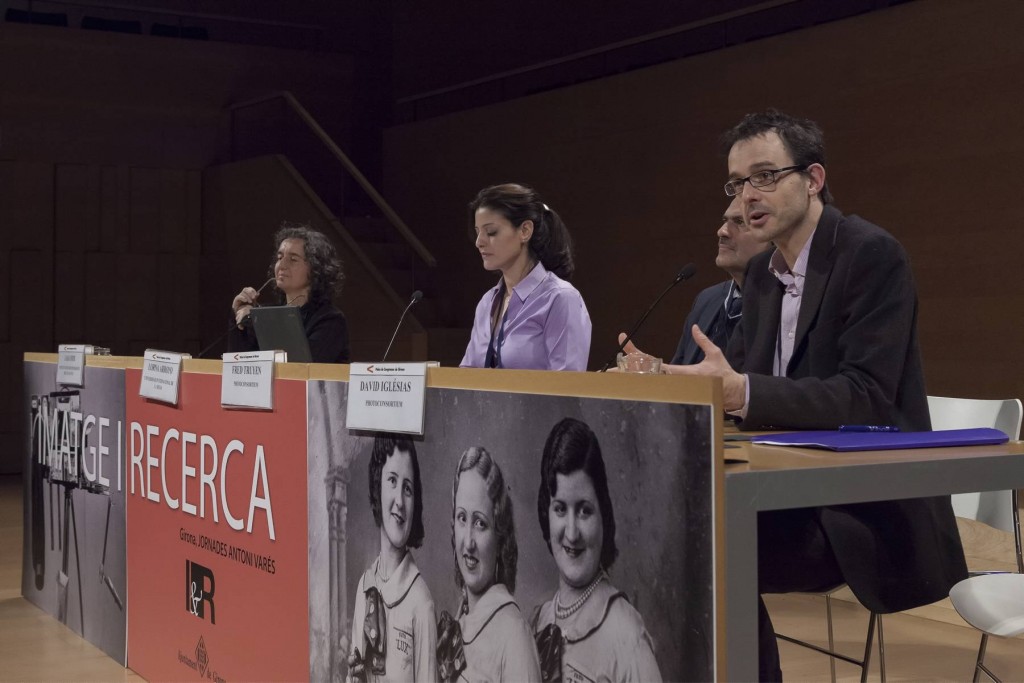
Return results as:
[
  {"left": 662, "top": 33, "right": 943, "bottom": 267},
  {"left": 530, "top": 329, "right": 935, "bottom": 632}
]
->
[
  {"left": 929, "top": 396, "right": 1023, "bottom": 683},
  {"left": 951, "top": 572, "right": 1024, "bottom": 682},
  {"left": 927, "top": 396, "right": 1023, "bottom": 533}
]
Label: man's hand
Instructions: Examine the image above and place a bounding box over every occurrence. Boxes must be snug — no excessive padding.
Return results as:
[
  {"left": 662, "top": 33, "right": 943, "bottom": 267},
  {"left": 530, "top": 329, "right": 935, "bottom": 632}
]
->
[
  {"left": 616, "top": 332, "right": 642, "bottom": 356},
  {"left": 663, "top": 325, "right": 747, "bottom": 411}
]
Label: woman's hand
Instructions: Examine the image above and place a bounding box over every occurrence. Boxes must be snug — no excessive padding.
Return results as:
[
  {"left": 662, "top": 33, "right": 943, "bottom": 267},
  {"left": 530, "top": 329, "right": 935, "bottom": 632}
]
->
[{"left": 232, "top": 287, "right": 259, "bottom": 329}]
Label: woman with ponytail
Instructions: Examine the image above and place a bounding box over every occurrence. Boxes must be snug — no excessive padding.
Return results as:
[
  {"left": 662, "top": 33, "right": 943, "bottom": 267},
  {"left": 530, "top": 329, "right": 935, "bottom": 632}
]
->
[{"left": 460, "top": 183, "right": 592, "bottom": 371}]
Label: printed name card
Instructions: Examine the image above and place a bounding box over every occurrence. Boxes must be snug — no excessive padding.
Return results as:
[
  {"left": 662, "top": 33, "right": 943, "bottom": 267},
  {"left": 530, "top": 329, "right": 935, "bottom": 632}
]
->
[
  {"left": 139, "top": 350, "right": 190, "bottom": 405},
  {"left": 347, "top": 362, "right": 428, "bottom": 435},
  {"left": 221, "top": 351, "right": 280, "bottom": 410},
  {"left": 57, "top": 344, "right": 88, "bottom": 387}
]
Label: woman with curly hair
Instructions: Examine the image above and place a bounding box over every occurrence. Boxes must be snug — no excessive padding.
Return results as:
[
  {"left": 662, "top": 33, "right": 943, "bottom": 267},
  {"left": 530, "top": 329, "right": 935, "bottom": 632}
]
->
[
  {"left": 438, "top": 446, "right": 540, "bottom": 682},
  {"left": 229, "top": 222, "right": 350, "bottom": 362}
]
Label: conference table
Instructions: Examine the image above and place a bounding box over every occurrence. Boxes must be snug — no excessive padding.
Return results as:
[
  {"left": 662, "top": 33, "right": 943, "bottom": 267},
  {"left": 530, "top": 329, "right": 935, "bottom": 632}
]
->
[
  {"left": 722, "top": 437, "right": 1024, "bottom": 681},
  {"left": 21, "top": 352, "right": 1024, "bottom": 680}
]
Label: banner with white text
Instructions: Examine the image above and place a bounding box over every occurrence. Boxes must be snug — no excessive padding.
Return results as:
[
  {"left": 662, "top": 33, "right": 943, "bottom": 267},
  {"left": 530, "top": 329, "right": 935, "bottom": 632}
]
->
[
  {"left": 22, "top": 361, "right": 128, "bottom": 665},
  {"left": 125, "top": 369, "right": 309, "bottom": 682}
]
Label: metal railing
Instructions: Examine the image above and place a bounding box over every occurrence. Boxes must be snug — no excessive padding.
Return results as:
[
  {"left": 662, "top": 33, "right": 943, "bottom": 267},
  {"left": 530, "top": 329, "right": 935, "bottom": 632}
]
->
[{"left": 229, "top": 91, "right": 436, "bottom": 271}]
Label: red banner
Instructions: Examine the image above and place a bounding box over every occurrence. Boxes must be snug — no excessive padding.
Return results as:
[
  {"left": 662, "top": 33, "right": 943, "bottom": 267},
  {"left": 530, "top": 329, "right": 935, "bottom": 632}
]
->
[{"left": 126, "top": 369, "right": 309, "bottom": 682}]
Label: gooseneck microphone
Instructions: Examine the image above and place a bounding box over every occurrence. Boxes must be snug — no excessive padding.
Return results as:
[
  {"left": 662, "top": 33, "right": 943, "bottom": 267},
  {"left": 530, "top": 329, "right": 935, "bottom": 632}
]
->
[
  {"left": 598, "top": 263, "right": 698, "bottom": 372},
  {"left": 382, "top": 290, "right": 423, "bottom": 362},
  {"left": 197, "top": 277, "right": 276, "bottom": 358}
]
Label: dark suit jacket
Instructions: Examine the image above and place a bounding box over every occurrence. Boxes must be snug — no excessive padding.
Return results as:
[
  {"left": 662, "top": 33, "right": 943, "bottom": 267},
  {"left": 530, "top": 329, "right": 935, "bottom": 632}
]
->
[
  {"left": 727, "top": 205, "right": 967, "bottom": 613},
  {"left": 671, "top": 280, "right": 732, "bottom": 365}
]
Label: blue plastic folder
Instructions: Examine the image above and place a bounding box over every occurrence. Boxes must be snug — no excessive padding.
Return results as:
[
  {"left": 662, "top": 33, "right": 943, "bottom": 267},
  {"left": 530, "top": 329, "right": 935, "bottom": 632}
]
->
[{"left": 750, "top": 428, "right": 1009, "bottom": 452}]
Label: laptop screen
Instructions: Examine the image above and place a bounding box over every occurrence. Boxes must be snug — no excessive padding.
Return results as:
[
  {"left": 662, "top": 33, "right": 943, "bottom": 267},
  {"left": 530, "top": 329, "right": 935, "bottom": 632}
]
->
[{"left": 249, "top": 306, "right": 312, "bottom": 363}]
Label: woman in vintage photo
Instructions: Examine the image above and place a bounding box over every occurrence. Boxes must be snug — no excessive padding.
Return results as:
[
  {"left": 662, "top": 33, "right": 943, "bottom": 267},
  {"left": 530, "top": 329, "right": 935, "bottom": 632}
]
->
[
  {"left": 439, "top": 446, "right": 541, "bottom": 682},
  {"left": 347, "top": 435, "right": 437, "bottom": 682},
  {"left": 533, "top": 417, "right": 662, "bottom": 682},
  {"left": 460, "top": 183, "right": 591, "bottom": 371}
]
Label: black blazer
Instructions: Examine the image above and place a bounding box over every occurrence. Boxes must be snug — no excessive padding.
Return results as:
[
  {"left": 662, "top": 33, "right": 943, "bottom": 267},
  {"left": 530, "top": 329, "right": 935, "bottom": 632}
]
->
[
  {"left": 727, "top": 205, "right": 966, "bottom": 612},
  {"left": 671, "top": 280, "right": 733, "bottom": 365}
]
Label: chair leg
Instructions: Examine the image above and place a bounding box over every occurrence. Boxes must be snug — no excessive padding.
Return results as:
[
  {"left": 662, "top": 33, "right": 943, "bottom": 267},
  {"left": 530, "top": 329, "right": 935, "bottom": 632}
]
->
[
  {"left": 859, "top": 612, "right": 876, "bottom": 683},
  {"left": 876, "top": 614, "right": 885, "bottom": 683},
  {"left": 826, "top": 593, "right": 837, "bottom": 683},
  {"left": 973, "top": 633, "right": 988, "bottom": 683}
]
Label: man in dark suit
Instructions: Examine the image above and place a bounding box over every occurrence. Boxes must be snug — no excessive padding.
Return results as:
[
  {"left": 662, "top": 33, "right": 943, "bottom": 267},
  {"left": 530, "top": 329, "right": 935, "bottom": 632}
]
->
[
  {"left": 671, "top": 199, "right": 771, "bottom": 365},
  {"left": 670, "top": 110, "right": 967, "bottom": 680}
]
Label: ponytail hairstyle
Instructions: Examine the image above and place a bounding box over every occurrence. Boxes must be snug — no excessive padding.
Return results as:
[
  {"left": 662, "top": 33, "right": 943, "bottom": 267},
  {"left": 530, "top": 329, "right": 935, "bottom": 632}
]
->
[{"left": 469, "top": 183, "right": 576, "bottom": 281}]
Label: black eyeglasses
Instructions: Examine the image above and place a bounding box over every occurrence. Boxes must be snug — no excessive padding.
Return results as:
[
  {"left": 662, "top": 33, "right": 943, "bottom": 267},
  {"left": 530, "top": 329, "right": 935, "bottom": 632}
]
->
[{"left": 724, "top": 165, "right": 808, "bottom": 197}]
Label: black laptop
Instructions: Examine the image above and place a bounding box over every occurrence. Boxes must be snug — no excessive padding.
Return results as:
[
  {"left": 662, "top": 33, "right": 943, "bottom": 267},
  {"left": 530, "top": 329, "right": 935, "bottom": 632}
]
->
[{"left": 249, "top": 306, "right": 312, "bottom": 363}]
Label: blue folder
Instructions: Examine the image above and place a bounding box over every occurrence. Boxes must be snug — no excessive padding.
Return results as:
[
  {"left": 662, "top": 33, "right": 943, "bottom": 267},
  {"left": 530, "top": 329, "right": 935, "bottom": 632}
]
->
[{"left": 750, "top": 428, "right": 1009, "bottom": 452}]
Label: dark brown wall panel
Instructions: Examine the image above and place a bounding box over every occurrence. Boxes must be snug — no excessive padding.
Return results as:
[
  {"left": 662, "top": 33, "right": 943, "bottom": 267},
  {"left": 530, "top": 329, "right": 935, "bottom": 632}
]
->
[
  {"left": 129, "top": 168, "right": 163, "bottom": 254},
  {"left": 53, "top": 251, "right": 86, "bottom": 343},
  {"left": 84, "top": 251, "right": 119, "bottom": 349},
  {"left": 384, "top": 0, "right": 1024, "bottom": 399},
  {"left": 116, "top": 252, "right": 159, "bottom": 341},
  {"left": 56, "top": 164, "right": 101, "bottom": 253}
]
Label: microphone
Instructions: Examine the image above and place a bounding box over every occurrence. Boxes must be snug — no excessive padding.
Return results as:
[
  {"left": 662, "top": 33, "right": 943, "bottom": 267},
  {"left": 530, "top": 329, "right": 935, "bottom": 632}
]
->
[
  {"left": 238, "top": 277, "right": 278, "bottom": 329},
  {"left": 197, "top": 277, "right": 277, "bottom": 358},
  {"left": 382, "top": 290, "right": 423, "bottom": 362},
  {"left": 598, "top": 264, "right": 697, "bottom": 372}
]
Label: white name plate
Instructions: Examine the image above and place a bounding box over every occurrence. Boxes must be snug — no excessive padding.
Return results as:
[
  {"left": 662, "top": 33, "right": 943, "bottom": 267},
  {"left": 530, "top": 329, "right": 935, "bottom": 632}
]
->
[
  {"left": 221, "top": 350, "right": 280, "bottom": 410},
  {"left": 140, "top": 349, "right": 190, "bottom": 405},
  {"left": 57, "top": 344, "right": 88, "bottom": 387},
  {"left": 347, "top": 362, "right": 427, "bottom": 435}
]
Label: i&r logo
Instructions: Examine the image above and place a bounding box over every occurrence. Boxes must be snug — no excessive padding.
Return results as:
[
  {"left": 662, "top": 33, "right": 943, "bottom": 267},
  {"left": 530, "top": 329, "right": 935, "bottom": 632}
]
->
[{"left": 185, "top": 559, "right": 216, "bottom": 624}]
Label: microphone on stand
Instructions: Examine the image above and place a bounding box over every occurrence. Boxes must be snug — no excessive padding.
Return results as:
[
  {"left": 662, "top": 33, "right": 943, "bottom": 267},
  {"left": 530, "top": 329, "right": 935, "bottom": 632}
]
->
[
  {"left": 382, "top": 290, "right": 423, "bottom": 362},
  {"left": 598, "top": 263, "right": 697, "bottom": 372},
  {"left": 197, "top": 277, "right": 276, "bottom": 358}
]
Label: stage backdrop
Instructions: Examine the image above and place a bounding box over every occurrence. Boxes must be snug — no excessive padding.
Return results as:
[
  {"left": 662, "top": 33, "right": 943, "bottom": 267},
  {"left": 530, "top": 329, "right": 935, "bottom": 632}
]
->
[
  {"left": 308, "top": 370, "right": 718, "bottom": 682},
  {"left": 22, "top": 357, "right": 128, "bottom": 665},
  {"left": 125, "top": 364, "right": 310, "bottom": 682}
]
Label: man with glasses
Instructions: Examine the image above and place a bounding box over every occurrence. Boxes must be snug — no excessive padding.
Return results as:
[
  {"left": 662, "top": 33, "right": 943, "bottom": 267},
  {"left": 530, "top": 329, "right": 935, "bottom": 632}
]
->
[
  {"left": 671, "top": 110, "right": 966, "bottom": 680},
  {"left": 669, "top": 199, "right": 770, "bottom": 365}
]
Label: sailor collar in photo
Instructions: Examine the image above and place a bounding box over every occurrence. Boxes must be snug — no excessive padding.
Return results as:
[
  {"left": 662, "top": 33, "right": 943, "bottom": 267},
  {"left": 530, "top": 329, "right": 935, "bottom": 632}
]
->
[
  {"left": 536, "top": 579, "right": 626, "bottom": 642},
  {"left": 365, "top": 552, "right": 421, "bottom": 607},
  {"left": 357, "top": 552, "right": 428, "bottom": 677},
  {"left": 458, "top": 582, "right": 522, "bottom": 643}
]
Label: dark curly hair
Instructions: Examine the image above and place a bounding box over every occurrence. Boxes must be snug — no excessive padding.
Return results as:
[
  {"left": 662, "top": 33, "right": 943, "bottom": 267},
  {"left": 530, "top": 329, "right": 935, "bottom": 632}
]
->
[
  {"left": 537, "top": 417, "right": 618, "bottom": 571},
  {"left": 451, "top": 446, "right": 519, "bottom": 595},
  {"left": 721, "top": 109, "right": 833, "bottom": 204},
  {"left": 368, "top": 434, "right": 425, "bottom": 549},
  {"left": 469, "top": 183, "right": 576, "bottom": 281},
  {"left": 267, "top": 222, "right": 344, "bottom": 305}
]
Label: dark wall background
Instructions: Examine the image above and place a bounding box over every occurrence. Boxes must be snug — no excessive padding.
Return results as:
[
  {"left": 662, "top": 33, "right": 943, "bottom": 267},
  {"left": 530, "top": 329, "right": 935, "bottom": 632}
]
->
[
  {"left": 0, "top": 21, "right": 355, "bottom": 472},
  {"left": 3, "top": 0, "right": 1022, "bottom": 472},
  {"left": 383, "top": 0, "right": 1024, "bottom": 399}
]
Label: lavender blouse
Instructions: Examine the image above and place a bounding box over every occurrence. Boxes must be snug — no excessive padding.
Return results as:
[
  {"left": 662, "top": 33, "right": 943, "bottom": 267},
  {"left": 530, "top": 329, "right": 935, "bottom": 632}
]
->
[{"left": 460, "top": 263, "right": 592, "bottom": 371}]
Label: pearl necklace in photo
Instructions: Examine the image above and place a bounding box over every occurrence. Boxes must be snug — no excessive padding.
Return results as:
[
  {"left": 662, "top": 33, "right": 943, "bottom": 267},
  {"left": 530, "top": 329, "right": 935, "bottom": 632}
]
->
[{"left": 555, "top": 570, "right": 607, "bottom": 620}]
